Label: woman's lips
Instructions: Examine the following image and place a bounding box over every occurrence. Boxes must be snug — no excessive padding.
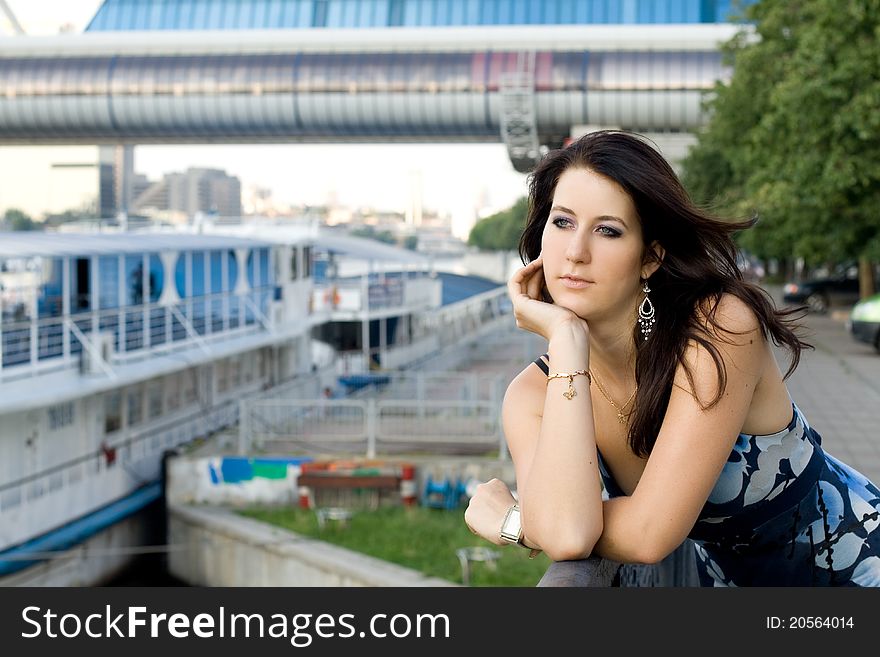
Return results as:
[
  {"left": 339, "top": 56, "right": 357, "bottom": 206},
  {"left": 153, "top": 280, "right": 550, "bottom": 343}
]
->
[{"left": 560, "top": 276, "right": 593, "bottom": 289}]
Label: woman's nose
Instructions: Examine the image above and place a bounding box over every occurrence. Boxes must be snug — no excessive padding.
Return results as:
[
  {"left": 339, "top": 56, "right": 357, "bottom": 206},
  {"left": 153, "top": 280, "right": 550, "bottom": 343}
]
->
[{"left": 564, "top": 232, "right": 590, "bottom": 263}]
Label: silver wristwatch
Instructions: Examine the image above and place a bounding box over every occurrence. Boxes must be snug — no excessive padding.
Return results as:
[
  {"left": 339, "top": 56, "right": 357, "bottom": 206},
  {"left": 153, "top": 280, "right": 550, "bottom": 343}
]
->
[{"left": 499, "top": 503, "right": 524, "bottom": 544}]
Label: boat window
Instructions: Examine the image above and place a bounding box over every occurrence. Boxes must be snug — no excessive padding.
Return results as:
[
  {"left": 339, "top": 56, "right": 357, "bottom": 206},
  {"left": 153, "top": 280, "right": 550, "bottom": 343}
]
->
[
  {"left": 229, "top": 355, "right": 242, "bottom": 388},
  {"left": 148, "top": 254, "right": 163, "bottom": 303},
  {"left": 226, "top": 250, "right": 238, "bottom": 291},
  {"left": 98, "top": 255, "right": 119, "bottom": 309},
  {"left": 290, "top": 248, "right": 298, "bottom": 281},
  {"left": 69, "top": 257, "right": 91, "bottom": 313},
  {"left": 242, "top": 352, "right": 255, "bottom": 384},
  {"left": 124, "top": 254, "right": 145, "bottom": 306},
  {"left": 246, "top": 250, "right": 256, "bottom": 288},
  {"left": 48, "top": 402, "right": 75, "bottom": 432},
  {"left": 210, "top": 251, "right": 224, "bottom": 293},
  {"left": 303, "top": 246, "right": 312, "bottom": 278},
  {"left": 192, "top": 252, "right": 206, "bottom": 297},
  {"left": 104, "top": 390, "right": 122, "bottom": 434},
  {"left": 182, "top": 368, "right": 198, "bottom": 404},
  {"left": 246, "top": 247, "right": 272, "bottom": 289},
  {"left": 216, "top": 358, "right": 229, "bottom": 394},
  {"left": 147, "top": 380, "right": 163, "bottom": 419},
  {"left": 1, "top": 256, "right": 36, "bottom": 323},
  {"left": 164, "top": 374, "right": 180, "bottom": 412},
  {"left": 127, "top": 386, "right": 143, "bottom": 426},
  {"left": 37, "top": 258, "right": 63, "bottom": 318},
  {"left": 174, "top": 252, "right": 188, "bottom": 298},
  {"left": 260, "top": 248, "right": 270, "bottom": 286}
]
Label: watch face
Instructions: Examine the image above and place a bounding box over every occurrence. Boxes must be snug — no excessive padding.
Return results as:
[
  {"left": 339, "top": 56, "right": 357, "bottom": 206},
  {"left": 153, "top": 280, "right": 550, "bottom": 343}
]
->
[{"left": 501, "top": 506, "right": 522, "bottom": 541}]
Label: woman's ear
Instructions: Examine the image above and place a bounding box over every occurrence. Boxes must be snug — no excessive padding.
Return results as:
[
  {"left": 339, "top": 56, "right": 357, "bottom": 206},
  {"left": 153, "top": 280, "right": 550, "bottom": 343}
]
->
[{"left": 641, "top": 240, "right": 665, "bottom": 279}]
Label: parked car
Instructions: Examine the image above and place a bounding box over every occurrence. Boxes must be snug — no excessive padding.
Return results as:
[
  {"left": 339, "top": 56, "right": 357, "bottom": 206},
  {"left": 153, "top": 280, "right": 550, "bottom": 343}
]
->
[
  {"left": 848, "top": 292, "right": 880, "bottom": 353},
  {"left": 782, "top": 264, "right": 861, "bottom": 314}
]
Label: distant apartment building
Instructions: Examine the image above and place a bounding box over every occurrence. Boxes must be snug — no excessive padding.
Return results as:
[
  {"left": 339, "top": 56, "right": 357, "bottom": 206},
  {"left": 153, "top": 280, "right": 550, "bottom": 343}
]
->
[{"left": 133, "top": 167, "right": 242, "bottom": 221}]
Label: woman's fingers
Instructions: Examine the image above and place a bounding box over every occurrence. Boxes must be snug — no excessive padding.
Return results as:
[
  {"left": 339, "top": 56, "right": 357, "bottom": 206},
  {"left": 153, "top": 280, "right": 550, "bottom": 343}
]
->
[
  {"left": 525, "top": 263, "right": 544, "bottom": 301},
  {"left": 508, "top": 257, "right": 543, "bottom": 300}
]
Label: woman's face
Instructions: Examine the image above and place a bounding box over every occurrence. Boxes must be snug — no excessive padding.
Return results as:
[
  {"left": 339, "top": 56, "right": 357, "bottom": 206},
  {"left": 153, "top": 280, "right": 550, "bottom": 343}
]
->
[{"left": 540, "top": 167, "right": 657, "bottom": 321}]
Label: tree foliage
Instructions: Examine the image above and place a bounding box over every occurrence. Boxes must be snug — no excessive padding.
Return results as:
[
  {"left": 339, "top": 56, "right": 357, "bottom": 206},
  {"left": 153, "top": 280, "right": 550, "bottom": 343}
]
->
[
  {"left": 349, "top": 226, "right": 396, "bottom": 245},
  {"left": 467, "top": 197, "right": 528, "bottom": 251},
  {"left": 682, "top": 0, "right": 880, "bottom": 291},
  {"left": 2, "top": 208, "right": 40, "bottom": 231}
]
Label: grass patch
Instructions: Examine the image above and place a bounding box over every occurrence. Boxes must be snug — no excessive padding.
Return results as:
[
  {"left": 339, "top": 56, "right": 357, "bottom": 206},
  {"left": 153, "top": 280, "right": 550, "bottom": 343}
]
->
[{"left": 238, "top": 505, "right": 550, "bottom": 587}]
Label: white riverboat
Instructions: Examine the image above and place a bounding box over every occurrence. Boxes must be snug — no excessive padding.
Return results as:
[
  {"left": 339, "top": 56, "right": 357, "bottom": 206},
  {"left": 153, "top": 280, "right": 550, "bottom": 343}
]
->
[
  {"left": 0, "top": 230, "right": 322, "bottom": 585},
  {"left": 0, "top": 225, "right": 501, "bottom": 586}
]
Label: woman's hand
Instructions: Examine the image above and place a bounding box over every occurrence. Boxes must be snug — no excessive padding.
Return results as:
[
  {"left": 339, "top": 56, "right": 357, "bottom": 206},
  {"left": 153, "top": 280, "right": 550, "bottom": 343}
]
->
[
  {"left": 464, "top": 478, "right": 519, "bottom": 546},
  {"left": 507, "top": 256, "right": 587, "bottom": 341}
]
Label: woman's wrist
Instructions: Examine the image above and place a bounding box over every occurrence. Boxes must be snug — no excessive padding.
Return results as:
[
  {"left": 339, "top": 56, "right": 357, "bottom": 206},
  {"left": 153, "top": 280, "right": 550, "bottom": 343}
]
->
[
  {"left": 547, "top": 320, "right": 590, "bottom": 368},
  {"left": 548, "top": 316, "right": 589, "bottom": 345}
]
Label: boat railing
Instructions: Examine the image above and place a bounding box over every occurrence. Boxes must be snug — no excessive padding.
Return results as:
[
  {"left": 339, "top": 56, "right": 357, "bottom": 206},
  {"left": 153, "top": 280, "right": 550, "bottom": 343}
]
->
[
  {"left": 0, "top": 288, "right": 275, "bottom": 380},
  {"left": 327, "top": 285, "right": 513, "bottom": 375},
  {"left": 311, "top": 274, "right": 439, "bottom": 314}
]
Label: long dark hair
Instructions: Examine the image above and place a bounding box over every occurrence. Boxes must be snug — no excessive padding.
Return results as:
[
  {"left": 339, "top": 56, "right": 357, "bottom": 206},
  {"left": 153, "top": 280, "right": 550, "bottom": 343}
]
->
[{"left": 519, "top": 130, "right": 812, "bottom": 458}]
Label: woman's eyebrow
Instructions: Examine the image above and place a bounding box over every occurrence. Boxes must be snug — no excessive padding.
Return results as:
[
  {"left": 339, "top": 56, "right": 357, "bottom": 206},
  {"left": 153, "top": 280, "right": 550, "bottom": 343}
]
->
[
  {"left": 550, "top": 205, "right": 628, "bottom": 228},
  {"left": 597, "top": 214, "right": 628, "bottom": 228}
]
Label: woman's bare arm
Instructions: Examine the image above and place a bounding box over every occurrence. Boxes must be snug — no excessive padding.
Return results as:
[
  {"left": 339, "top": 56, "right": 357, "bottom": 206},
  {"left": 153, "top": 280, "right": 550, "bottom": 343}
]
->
[
  {"left": 466, "top": 257, "right": 603, "bottom": 560},
  {"left": 592, "top": 294, "right": 768, "bottom": 563},
  {"left": 502, "top": 321, "right": 604, "bottom": 561}
]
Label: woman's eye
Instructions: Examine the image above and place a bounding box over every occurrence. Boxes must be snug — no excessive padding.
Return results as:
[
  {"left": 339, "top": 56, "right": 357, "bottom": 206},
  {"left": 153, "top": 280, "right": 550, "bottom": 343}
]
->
[
  {"left": 551, "top": 216, "right": 573, "bottom": 228},
  {"left": 596, "top": 225, "right": 621, "bottom": 237}
]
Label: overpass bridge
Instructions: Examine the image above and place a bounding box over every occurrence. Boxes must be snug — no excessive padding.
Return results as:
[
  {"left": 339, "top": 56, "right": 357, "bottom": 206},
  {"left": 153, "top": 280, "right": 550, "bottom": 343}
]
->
[{"left": 0, "top": 24, "right": 737, "bottom": 172}]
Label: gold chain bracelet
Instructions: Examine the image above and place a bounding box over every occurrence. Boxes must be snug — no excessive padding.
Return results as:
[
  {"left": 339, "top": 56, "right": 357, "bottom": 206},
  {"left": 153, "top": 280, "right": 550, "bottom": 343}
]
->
[{"left": 546, "top": 369, "right": 591, "bottom": 400}]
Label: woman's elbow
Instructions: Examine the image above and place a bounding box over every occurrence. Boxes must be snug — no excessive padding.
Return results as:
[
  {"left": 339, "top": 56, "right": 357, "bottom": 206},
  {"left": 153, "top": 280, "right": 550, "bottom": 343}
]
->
[{"left": 537, "top": 528, "right": 602, "bottom": 563}]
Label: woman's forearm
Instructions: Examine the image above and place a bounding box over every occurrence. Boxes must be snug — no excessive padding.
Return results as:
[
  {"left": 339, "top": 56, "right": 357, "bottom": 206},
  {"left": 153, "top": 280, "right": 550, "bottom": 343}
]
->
[
  {"left": 590, "top": 497, "right": 661, "bottom": 564},
  {"left": 520, "top": 323, "right": 604, "bottom": 560},
  {"left": 590, "top": 497, "right": 641, "bottom": 563}
]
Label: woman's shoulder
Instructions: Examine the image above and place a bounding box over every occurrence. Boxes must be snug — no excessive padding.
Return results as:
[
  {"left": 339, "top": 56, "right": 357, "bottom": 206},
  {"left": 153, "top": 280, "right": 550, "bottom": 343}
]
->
[
  {"left": 695, "top": 292, "right": 763, "bottom": 343},
  {"left": 503, "top": 354, "right": 548, "bottom": 414}
]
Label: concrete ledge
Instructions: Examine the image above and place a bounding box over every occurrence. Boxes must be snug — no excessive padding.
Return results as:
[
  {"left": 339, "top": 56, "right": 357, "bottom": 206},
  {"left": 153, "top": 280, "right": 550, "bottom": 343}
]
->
[{"left": 168, "top": 503, "right": 457, "bottom": 587}]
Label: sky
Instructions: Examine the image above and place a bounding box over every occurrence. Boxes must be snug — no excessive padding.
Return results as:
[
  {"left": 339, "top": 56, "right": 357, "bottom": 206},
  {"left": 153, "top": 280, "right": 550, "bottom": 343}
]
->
[{"left": 1, "top": 1, "right": 530, "bottom": 238}]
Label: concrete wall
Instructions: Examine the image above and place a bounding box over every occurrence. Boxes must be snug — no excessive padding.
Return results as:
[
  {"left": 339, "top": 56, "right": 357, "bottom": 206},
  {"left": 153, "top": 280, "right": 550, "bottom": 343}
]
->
[
  {"left": 168, "top": 503, "right": 456, "bottom": 587},
  {"left": 167, "top": 453, "right": 516, "bottom": 508},
  {"left": 167, "top": 455, "right": 312, "bottom": 506},
  {"left": 164, "top": 452, "right": 517, "bottom": 587},
  {"left": 1, "top": 504, "right": 160, "bottom": 587}
]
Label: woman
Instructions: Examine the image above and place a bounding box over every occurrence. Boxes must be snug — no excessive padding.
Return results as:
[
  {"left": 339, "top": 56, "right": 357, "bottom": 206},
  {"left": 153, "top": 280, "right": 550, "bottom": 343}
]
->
[{"left": 464, "top": 130, "right": 880, "bottom": 586}]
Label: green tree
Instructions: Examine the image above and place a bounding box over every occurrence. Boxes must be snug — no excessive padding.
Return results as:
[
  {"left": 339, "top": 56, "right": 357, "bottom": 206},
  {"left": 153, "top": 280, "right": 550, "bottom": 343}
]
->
[
  {"left": 682, "top": 0, "right": 880, "bottom": 296},
  {"left": 3, "top": 208, "right": 40, "bottom": 231},
  {"left": 467, "top": 197, "right": 528, "bottom": 251},
  {"left": 349, "top": 226, "right": 396, "bottom": 245}
]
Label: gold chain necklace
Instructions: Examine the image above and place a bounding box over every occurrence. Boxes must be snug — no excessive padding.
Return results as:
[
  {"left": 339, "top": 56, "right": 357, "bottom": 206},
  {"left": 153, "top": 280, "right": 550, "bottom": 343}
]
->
[{"left": 589, "top": 369, "right": 637, "bottom": 424}]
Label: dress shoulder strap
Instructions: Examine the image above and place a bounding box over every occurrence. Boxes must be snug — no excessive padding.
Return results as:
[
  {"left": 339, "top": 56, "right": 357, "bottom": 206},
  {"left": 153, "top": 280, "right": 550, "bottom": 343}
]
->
[{"left": 532, "top": 353, "right": 549, "bottom": 375}]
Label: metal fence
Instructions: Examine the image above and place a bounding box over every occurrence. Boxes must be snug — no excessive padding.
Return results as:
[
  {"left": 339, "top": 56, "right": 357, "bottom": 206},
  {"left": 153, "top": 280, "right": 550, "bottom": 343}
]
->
[
  {"left": 238, "top": 314, "right": 549, "bottom": 458},
  {"left": 240, "top": 389, "right": 504, "bottom": 457}
]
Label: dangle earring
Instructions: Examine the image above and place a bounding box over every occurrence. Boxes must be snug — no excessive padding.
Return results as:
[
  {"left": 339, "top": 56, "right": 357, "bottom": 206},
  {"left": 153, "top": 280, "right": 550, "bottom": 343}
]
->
[{"left": 638, "top": 281, "right": 655, "bottom": 341}]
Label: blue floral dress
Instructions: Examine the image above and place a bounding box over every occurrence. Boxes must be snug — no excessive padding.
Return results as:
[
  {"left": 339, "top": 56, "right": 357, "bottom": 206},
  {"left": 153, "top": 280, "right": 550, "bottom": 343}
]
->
[{"left": 602, "top": 402, "right": 880, "bottom": 586}]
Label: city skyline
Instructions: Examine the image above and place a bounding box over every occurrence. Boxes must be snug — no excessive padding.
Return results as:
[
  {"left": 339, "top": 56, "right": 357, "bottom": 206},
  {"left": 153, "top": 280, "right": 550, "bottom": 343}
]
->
[{"left": 1, "top": 1, "right": 530, "bottom": 239}]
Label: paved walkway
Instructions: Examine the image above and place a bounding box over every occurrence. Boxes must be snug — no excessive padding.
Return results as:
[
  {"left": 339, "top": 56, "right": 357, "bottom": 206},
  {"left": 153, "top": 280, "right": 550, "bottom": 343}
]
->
[{"left": 763, "top": 286, "right": 880, "bottom": 484}]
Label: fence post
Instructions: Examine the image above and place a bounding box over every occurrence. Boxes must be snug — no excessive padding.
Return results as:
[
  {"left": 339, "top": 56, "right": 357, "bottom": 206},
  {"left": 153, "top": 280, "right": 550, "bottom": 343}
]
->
[
  {"left": 366, "top": 399, "right": 377, "bottom": 459},
  {"left": 238, "top": 398, "right": 250, "bottom": 455},
  {"left": 417, "top": 373, "right": 426, "bottom": 420}
]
